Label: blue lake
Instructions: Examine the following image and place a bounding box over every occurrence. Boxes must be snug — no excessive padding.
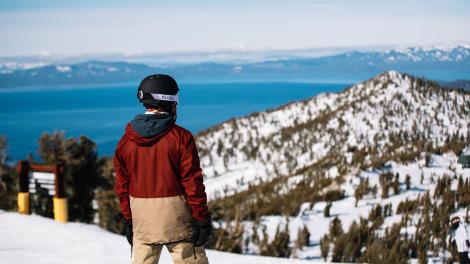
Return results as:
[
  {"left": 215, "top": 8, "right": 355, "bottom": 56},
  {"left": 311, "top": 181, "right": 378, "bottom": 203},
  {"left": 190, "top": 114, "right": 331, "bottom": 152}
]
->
[{"left": 0, "top": 82, "right": 349, "bottom": 160}]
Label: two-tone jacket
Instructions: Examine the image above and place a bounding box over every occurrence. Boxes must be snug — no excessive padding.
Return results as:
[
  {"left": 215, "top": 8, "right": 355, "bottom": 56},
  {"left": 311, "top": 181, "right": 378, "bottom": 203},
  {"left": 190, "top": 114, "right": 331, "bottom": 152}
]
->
[{"left": 114, "top": 112, "right": 209, "bottom": 244}]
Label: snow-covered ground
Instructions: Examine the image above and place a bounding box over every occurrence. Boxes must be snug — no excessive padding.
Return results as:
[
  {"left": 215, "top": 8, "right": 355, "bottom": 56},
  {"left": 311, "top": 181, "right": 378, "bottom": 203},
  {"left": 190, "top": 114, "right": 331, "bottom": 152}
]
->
[
  {"left": 0, "top": 211, "right": 323, "bottom": 264},
  {"left": 238, "top": 151, "right": 470, "bottom": 261}
]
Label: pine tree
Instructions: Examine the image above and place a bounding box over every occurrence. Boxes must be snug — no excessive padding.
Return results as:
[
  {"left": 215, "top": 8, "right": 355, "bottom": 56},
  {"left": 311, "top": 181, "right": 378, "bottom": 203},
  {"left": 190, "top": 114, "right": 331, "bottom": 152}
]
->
[
  {"left": 324, "top": 201, "right": 332, "bottom": 217},
  {"left": 95, "top": 157, "right": 124, "bottom": 234},
  {"left": 393, "top": 173, "right": 400, "bottom": 195},
  {"left": 418, "top": 247, "right": 427, "bottom": 264},
  {"left": 38, "top": 132, "right": 103, "bottom": 223},
  {"left": 0, "top": 135, "right": 7, "bottom": 165},
  {"left": 208, "top": 215, "right": 244, "bottom": 253},
  {"left": 354, "top": 178, "right": 369, "bottom": 207},
  {"left": 329, "top": 217, "right": 343, "bottom": 239},
  {"left": 0, "top": 136, "right": 17, "bottom": 211},
  {"left": 271, "top": 223, "right": 291, "bottom": 258},
  {"left": 361, "top": 239, "right": 384, "bottom": 263},
  {"left": 38, "top": 132, "right": 65, "bottom": 164},
  {"left": 258, "top": 226, "right": 270, "bottom": 256},
  {"left": 332, "top": 233, "right": 347, "bottom": 262},
  {"left": 425, "top": 153, "right": 432, "bottom": 167},
  {"left": 63, "top": 136, "right": 103, "bottom": 223},
  {"left": 320, "top": 234, "right": 330, "bottom": 261},
  {"left": 405, "top": 174, "right": 411, "bottom": 190},
  {"left": 257, "top": 222, "right": 290, "bottom": 258},
  {"left": 250, "top": 221, "right": 260, "bottom": 251},
  {"left": 380, "top": 172, "right": 393, "bottom": 198},
  {"left": 295, "top": 225, "right": 310, "bottom": 250},
  {"left": 301, "top": 225, "right": 310, "bottom": 247}
]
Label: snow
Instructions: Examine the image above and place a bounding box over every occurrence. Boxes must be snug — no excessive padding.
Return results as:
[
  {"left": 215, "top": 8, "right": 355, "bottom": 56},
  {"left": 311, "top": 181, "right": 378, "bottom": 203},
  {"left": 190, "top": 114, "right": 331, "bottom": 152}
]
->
[
  {"left": 261, "top": 152, "right": 470, "bottom": 259},
  {"left": 56, "top": 65, "right": 72, "bottom": 72},
  {"left": 204, "top": 161, "right": 262, "bottom": 198},
  {"left": 393, "top": 45, "right": 470, "bottom": 62},
  {"left": 224, "top": 150, "right": 470, "bottom": 261},
  {"left": 0, "top": 211, "right": 324, "bottom": 264},
  {"left": 199, "top": 71, "right": 470, "bottom": 198},
  {"left": 0, "top": 62, "right": 48, "bottom": 73},
  {"left": 232, "top": 65, "right": 243, "bottom": 73}
]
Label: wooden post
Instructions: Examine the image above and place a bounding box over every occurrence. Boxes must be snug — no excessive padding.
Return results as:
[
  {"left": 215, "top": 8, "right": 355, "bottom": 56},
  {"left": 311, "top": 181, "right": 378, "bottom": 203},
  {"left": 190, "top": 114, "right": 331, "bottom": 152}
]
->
[
  {"left": 17, "top": 160, "right": 30, "bottom": 214},
  {"left": 53, "top": 164, "right": 68, "bottom": 223}
]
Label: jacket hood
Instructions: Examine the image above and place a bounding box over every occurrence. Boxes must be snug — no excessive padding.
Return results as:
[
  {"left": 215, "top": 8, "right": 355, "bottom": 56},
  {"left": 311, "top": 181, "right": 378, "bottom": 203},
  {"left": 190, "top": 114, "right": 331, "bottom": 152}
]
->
[{"left": 127, "top": 113, "right": 174, "bottom": 146}]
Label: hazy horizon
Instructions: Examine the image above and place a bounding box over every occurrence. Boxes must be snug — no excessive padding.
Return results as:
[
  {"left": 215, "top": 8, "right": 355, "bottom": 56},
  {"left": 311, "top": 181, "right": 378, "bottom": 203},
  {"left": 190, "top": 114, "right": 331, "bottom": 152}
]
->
[{"left": 1, "top": 0, "right": 469, "bottom": 57}]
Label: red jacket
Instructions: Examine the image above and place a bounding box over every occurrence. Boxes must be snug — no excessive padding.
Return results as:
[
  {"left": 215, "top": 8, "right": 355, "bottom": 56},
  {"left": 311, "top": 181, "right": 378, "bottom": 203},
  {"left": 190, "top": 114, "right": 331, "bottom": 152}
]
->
[{"left": 114, "top": 117, "right": 209, "bottom": 231}]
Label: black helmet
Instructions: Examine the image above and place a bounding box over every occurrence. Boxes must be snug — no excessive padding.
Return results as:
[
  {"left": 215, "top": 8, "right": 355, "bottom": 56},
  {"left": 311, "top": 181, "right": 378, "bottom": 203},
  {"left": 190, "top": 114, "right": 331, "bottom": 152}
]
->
[{"left": 137, "top": 74, "right": 179, "bottom": 107}]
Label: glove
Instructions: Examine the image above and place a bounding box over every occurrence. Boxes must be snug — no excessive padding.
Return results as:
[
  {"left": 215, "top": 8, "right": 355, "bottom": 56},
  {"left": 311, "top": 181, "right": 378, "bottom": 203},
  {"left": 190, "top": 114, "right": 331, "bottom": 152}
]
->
[
  {"left": 466, "top": 240, "right": 470, "bottom": 248},
  {"left": 193, "top": 218, "right": 212, "bottom": 247},
  {"left": 124, "top": 220, "right": 133, "bottom": 246}
]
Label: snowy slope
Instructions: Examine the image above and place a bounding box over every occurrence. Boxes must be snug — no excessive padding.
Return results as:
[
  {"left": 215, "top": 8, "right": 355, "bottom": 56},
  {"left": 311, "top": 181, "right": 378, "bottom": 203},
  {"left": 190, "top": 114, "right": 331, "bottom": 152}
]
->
[
  {"left": 198, "top": 71, "right": 470, "bottom": 198},
  {"left": 251, "top": 151, "right": 470, "bottom": 261},
  {"left": 0, "top": 211, "right": 322, "bottom": 264},
  {"left": 205, "top": 149, "right": 469, "bottom": 262}
]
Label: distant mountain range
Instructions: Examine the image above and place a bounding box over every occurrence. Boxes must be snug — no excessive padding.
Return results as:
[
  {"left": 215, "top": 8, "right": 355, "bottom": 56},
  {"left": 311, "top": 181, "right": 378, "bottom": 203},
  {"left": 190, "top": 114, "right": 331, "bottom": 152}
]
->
[
  {"left": 0, "top": 45, "right": 469, "bottom": 88},
  {"left": 439, "top": 80, "right": 470, "bottom": 92}
]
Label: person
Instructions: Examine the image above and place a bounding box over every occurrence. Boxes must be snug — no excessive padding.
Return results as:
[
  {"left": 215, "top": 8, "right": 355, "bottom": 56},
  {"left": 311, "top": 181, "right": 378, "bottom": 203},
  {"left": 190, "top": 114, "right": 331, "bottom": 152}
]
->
[
  {"left": 450, "top": 215, "right": 470, "bottom": 264},
  {"left": 114, "top": 74, "right": 212, "bottom": 264}
]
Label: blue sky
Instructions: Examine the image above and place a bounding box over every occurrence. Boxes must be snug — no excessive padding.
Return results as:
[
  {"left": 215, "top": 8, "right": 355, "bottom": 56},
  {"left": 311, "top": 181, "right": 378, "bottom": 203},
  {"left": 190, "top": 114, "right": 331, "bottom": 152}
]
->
[{"left": 0, "top": 0, "right": 469, "bottom": 56}]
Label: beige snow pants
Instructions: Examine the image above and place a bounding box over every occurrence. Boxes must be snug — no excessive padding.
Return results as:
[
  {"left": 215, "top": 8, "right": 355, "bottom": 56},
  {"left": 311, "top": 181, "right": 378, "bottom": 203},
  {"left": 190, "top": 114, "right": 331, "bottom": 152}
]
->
[{"left": 132, "top": 240, "right": 209, "bottom": 264}]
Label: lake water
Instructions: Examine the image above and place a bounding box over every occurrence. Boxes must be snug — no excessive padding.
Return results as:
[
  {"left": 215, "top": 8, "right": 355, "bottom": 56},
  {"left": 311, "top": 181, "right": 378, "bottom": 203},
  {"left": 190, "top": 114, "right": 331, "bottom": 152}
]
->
[{"left": 0, "top": 82, "right": 349, "bottom": 160}]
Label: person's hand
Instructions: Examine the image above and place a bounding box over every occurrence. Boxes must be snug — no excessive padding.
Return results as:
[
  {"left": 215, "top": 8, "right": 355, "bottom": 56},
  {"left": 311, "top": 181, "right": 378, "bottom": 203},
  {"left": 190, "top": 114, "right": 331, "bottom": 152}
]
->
[
  {"left": 193, "top": 218, "right": 212, "bottom": 247},
  {"left": 124, "top": 220, "right": 133, "bottom": 246}
]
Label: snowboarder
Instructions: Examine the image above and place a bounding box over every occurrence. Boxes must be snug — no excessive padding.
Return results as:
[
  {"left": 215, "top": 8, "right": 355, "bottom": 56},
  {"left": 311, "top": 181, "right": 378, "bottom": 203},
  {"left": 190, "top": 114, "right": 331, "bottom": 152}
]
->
[
  {"left": 114, "top": 74, "right": 211, "bottom": 264},
  {"left": 450, "top": 215, "right": 470, "bottom": 264}
]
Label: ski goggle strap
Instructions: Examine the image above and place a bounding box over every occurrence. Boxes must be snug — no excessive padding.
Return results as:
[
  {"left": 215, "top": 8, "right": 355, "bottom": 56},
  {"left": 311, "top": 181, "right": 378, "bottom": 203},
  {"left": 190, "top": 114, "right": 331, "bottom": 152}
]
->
[{"left": 150, "top": 93, "right": 179, "bottom": 104}]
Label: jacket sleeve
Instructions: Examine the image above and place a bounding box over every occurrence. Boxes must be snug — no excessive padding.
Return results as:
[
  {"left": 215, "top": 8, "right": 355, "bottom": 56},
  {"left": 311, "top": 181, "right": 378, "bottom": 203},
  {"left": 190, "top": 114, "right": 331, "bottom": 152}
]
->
[
  {"left": 114, "top": 137, "right": 132, "bottom": 221},
  {"left": 179, "top": 134, "right": 209, "bottom": 222}
]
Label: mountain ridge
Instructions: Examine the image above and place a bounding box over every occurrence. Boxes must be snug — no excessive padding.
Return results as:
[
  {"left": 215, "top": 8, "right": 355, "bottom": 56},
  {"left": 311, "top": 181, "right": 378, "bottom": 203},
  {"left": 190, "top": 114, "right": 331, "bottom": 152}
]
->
[
  {"left": 197, "top": 71, "right": 470, "bottom": 198},
  {"left": 1, "top": 46, "right": 470, "bottom": 88}
]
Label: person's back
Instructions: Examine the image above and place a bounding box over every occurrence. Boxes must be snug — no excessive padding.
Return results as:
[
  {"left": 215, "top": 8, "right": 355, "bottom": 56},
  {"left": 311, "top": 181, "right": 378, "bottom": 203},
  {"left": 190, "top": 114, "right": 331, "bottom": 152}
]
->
[{"left": 114, "top": 74, "right": 211, "bottom": 264}]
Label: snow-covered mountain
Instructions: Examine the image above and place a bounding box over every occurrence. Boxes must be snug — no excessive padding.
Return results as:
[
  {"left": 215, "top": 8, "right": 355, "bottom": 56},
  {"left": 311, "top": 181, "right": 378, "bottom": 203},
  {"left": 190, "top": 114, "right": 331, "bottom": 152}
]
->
[
  {"left": 198, "top": 71, "right": 470, "bottom": 197},
  {"left": 347, "top": 45, "right": 470, "bottom": 63},
  {"left": 0, "top": 61, "right": 155, "bottom": 88},
  {"left": 1, "top": 45, "right": 470, "bottom": 88},
  {"left": 196, "top": 71, "right": 470, "bottom": 262}
]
